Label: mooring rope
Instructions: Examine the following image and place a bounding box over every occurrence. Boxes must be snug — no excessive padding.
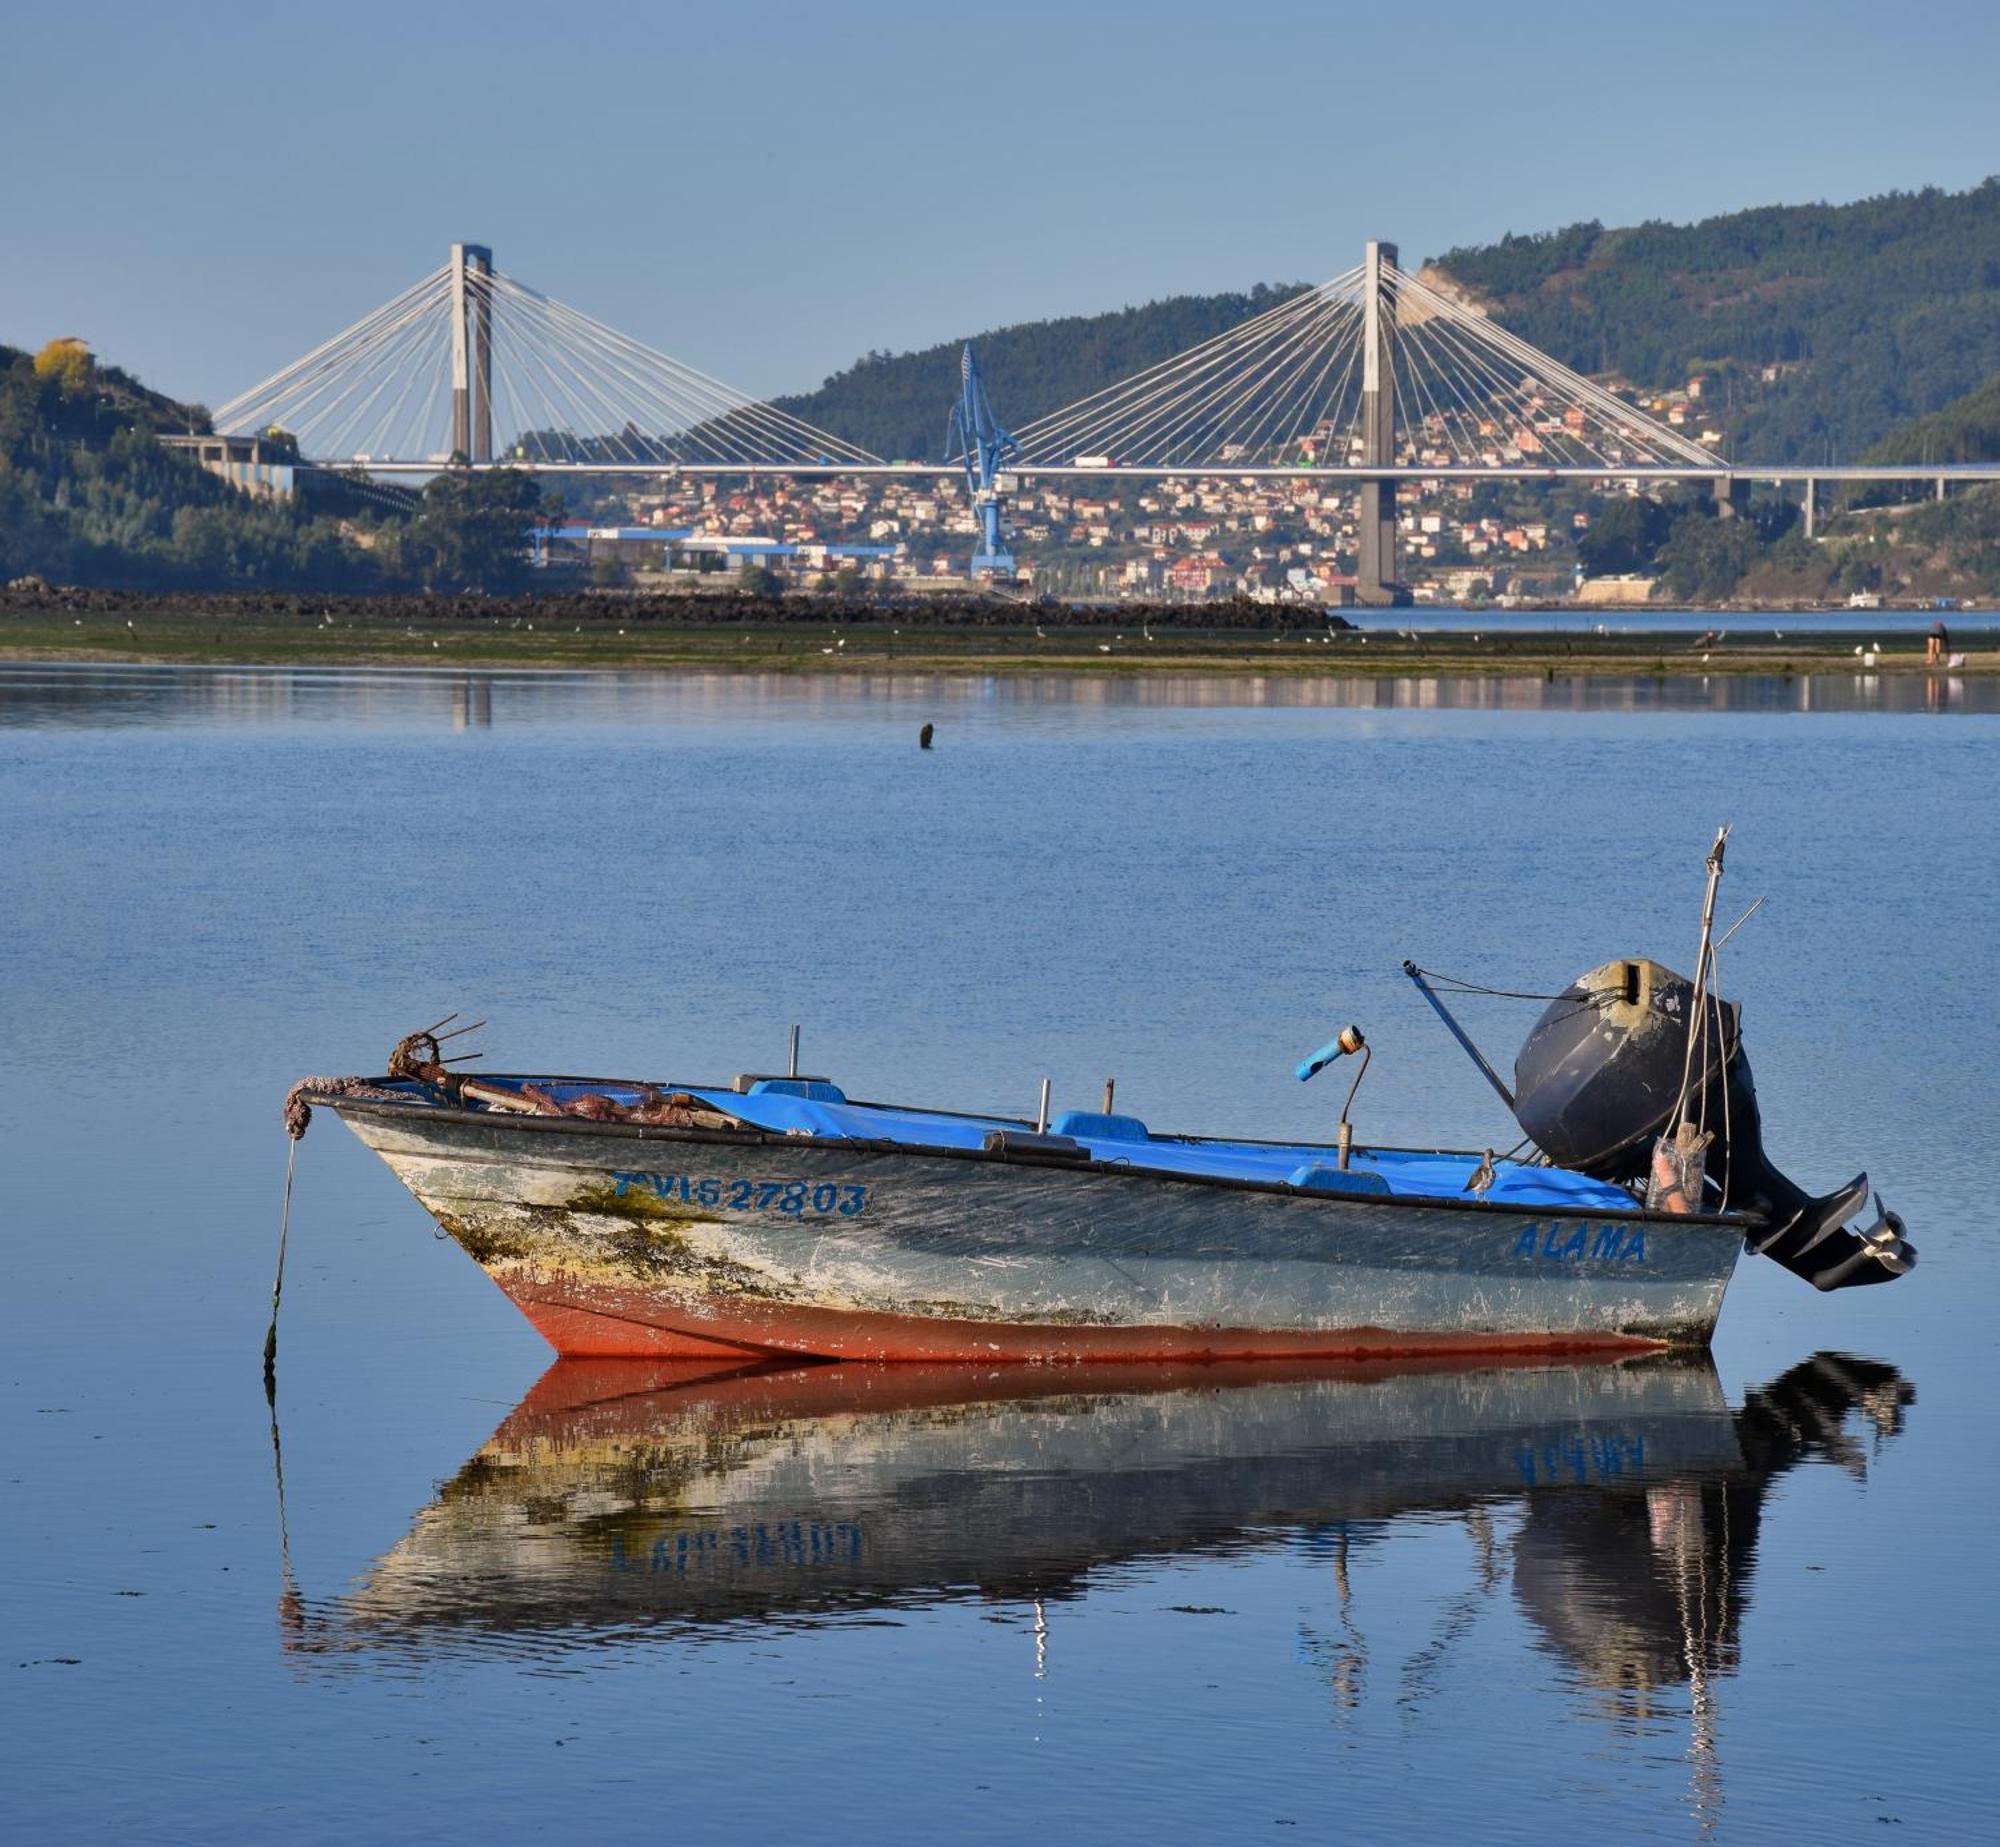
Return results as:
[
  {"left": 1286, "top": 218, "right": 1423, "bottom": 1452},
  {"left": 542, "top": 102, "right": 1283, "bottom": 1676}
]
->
[
  {"left": 263, "top": 1075, "right": 402, "bottom": 1388},
  {"left": 262, "top": 1136, "right": 298, "bottom": 1391}
]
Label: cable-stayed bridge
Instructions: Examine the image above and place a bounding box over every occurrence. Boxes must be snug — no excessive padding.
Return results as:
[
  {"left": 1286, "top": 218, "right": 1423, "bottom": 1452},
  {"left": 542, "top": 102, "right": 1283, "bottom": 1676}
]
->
[
  {"left": 211, "top": 244, "right": 878, "bottom": 473},
  {"left": 210, "top": 240, "right": 2000, "bottom": 601}
]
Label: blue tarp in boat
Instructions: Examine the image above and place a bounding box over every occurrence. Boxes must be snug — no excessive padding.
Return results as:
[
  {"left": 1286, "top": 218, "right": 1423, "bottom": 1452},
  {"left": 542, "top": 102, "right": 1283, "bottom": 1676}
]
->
[{"left": 406, "top": 1075, "right": 1646, "bottom": 1215}]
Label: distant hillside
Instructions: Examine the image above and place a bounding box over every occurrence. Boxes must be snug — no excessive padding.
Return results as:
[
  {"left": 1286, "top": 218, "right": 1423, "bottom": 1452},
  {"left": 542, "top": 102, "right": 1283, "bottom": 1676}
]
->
[
  {"left": 1431, "top": 181, "right": 2000, "bottom": 462},
  {"left": 778, "top": 181, "right": 2000, "bottom": 466},
  {"left": 1863, "top": 368, "right": 2000, "bottom": 463},
  {"left": 0, "top": 338, "right": 379, "bottom": 590},
  {"left": 0, "top": 340, "right": 544, "bottom": 593},
  {"left": 771, "top": 286, "right": 1306, "bottom": 462}
]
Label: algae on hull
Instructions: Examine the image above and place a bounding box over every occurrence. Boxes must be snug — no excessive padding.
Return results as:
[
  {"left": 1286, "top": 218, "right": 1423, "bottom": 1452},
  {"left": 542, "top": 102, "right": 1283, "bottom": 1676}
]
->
[{"left": 425, "top": 1188, "right": 795, "bottom": 1299}]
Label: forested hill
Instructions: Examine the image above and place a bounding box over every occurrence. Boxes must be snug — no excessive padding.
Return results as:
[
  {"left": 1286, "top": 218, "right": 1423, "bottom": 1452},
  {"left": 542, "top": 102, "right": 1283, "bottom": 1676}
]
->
[
  {"left": 777, "top": 181, "right": 2000, "bottom": 466},
  {"left": 770, "top": 286, "right": 1306, "bottom": 463},
  {"left": 1433, "top": 182, "right": 2000, "bottom": 462},
  {"left": 0, "top": 338, "right": 379, "bottom": 590},
  {"left": 1863, "top": 368, "right": 2000, "bottom": 464},
  {"left": 0, "top": 340, "right": 550, "bottom": 592}
]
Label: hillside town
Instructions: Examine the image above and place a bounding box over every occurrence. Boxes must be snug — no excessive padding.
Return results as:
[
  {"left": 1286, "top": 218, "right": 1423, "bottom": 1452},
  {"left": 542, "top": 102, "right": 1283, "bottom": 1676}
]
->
[{"left": 555, "top": 374, "right": 1742, "bottom": 604}]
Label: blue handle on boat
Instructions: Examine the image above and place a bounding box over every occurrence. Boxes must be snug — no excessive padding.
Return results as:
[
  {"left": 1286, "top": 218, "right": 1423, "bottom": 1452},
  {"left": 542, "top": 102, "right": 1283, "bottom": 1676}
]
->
[
  {"left": 1297, "top": 1025, "right": 1366, "bottom": 1082},
  {"left": 1296, "top": 1038, "right": 1346, "bottom": 1083}
]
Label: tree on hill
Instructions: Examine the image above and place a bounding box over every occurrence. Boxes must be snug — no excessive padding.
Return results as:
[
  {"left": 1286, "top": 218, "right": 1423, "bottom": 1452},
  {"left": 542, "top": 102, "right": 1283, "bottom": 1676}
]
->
[
  {"left": 34, "top": 337, "right": 92, "bottom": 391},
  {"left": 394, "top": 469, "right": 557, "bottom": 592},
  {"left": 1862, "top": 369, "right": 2000, "bottom": 464},
  {"left": 1657, "top": 511, "right": 1763, "bottom": 603},
  {"left": 1576, "top": 495, "right": 1678, "bottom": 575}
]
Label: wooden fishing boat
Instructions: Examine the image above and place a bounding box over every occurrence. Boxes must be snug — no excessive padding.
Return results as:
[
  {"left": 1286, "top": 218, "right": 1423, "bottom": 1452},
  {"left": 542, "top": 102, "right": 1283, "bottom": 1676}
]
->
[
  {"left": 285, "top": 833, "right": 1913, "bottom": 1364},
  {"left": 310, "top": 1071, "right": 1751, "bottom": 1360}
]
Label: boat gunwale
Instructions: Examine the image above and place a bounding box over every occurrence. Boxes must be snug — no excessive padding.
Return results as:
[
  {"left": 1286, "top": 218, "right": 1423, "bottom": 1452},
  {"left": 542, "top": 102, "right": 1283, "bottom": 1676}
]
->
[{"left": 324, "top": 1077, "right": 1758, "bottom": 1232}]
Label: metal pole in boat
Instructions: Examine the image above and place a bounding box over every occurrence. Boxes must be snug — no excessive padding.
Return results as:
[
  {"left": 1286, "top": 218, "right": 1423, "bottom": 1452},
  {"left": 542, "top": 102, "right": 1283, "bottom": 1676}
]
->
[
  {"left": 1102, "top": 1077, "right": 1116, "bottom": 1114},
  {"left": 1670, "top": 825, "right": 1730, "bottom": 1129},
  {"left": 788, "top": 1024, "right": 800, "bottom": 1079},
  {"left": 1295, "top": 1027, "right": 1370, "bottom": 1168},
  {"left": 1337, "top": 1038, "right": 1370, "bottom": 1169},
  {"left": 1401, "top": 962, "right": 1517, "bottom": 1111},
  {"left": 1037, "top": 1077, "right": 1052, "bottom": 1134}
]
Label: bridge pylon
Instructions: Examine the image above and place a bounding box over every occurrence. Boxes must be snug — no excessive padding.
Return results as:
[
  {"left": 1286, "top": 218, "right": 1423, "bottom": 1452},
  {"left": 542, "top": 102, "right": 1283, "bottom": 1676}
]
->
[
  {"left": 210, "top": 247, "right": 877, "bottom": 472},
  {"left": 1355, "top": 239, "right": 1407, "bottom": 607},
  {"left": 449, "top": 242, "right": 494, "bottom": 464}
]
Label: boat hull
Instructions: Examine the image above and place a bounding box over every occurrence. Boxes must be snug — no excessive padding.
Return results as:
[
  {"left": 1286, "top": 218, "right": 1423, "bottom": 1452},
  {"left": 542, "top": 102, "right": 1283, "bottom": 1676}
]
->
[{"left": 332, "top": 1102, "right": 1744, "bottom": 1361}]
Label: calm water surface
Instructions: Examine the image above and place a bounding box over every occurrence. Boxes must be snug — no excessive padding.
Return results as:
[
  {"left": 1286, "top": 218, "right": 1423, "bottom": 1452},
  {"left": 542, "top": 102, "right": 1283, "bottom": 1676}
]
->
[{"left": 3, "top": 665, "right": 1995, "bottom": 1842}]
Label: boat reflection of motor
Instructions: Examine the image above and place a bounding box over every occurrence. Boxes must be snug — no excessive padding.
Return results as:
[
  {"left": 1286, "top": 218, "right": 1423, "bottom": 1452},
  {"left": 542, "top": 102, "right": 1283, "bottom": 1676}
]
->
[
  {"left": 284, "top": 1349, "right": 1910, "bottom": 1680},
  {"left": 1510, "top": 1351, "right": 1913, "bottom": 1694}
]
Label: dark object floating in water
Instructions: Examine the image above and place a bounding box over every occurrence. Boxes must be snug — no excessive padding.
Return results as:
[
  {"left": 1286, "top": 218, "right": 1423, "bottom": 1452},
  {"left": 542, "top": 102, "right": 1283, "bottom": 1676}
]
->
[
  {"left": 919, "top": 722, "right": 934, "bottom": 749},
  {"left": 280, "top": 832, "right": 1912, "bottom": 1365}
]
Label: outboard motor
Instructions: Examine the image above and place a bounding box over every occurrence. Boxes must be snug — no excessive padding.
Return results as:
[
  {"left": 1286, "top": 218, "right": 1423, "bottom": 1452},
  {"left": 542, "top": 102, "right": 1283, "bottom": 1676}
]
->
[{"left": 1511, "top": 958, "right": 1916, "bottom": 1290}]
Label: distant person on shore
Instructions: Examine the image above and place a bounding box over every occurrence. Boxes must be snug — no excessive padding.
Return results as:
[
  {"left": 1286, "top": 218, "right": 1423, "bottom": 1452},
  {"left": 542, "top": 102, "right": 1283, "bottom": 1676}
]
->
[{"left": 1927, "top": 619, "right": 1950, "bottom": 666}]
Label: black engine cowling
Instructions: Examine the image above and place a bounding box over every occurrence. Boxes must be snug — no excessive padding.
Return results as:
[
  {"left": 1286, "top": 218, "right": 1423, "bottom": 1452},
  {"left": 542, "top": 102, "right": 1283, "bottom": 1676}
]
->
[{"left": 1511, "top": 959, "right": 1915, "bottom": 1290}]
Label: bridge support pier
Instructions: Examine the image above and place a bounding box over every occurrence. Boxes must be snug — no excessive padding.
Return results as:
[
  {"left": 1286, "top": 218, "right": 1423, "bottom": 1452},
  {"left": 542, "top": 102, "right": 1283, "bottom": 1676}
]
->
[
  {"left": 1357, "top": 479, "right": 1399, "bottom": 605},
  {"left": 1802, "top": 477, "right": 1816, "bottom": 539},
  {"left": 1354, "top": 239, "right": 1408, "bottom": 607},
  {"left": 1712, "top": 473, "right": 1749, "bottom": 519},
  {"left": 449, "top": 242, "right": 494, "bottom": 465}
]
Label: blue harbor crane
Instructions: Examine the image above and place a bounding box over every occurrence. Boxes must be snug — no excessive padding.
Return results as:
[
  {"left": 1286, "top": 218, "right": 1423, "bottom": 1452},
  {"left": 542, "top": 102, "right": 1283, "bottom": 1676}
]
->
[{"left": 948, "top": 344, "right": 1020, "bottom": 578}]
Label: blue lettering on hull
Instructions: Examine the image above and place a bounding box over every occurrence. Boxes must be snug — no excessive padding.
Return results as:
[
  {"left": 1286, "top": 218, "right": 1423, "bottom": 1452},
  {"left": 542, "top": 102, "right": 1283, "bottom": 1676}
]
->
[
  {"left": 609, "top": 1170, "right": 869, "bottom": 1217},
  {"left": 1511, "top": 1220, "right": 1647, "bottom": 1264}
]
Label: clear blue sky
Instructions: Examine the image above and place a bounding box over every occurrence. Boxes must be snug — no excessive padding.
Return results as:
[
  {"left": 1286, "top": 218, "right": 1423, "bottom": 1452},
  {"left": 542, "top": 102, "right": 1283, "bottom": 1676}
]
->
[{"left": 2, "top": 0, "right": 1995, "bottom": 410}]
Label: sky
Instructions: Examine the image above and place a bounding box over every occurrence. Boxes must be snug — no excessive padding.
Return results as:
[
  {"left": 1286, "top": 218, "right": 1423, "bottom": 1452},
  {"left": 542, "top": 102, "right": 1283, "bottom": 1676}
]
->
[{"left": 2, "top": 0, "right": 1996, "bottom": 413}]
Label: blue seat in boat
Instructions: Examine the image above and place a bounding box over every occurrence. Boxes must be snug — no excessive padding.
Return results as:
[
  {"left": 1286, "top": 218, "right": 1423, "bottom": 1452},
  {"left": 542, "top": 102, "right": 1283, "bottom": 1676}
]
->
[
  {"left": 1050, "top": 1110, "right": 1150, "bottom": 1143},
  {"left": 748, "top": 1078, "right": 848, "bottom": 1103},
  {"left": 1289, "top": 1161, "right": 1392, "bottom": 1196}
]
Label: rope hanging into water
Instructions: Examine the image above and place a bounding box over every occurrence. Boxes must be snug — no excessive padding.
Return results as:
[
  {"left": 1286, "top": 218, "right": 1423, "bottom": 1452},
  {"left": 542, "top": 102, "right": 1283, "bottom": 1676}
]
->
[
  {"left": 262, "top": 1137, "right": 297, "bottom": 1393},
  {"left": 263, "top": 1074, "right": 407, "bottom": 1390}
]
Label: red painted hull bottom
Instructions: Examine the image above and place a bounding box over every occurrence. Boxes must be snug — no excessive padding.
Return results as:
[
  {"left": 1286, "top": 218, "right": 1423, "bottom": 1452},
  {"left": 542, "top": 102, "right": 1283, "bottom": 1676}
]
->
[{"left": 496, "top": 1274, "right": 1667, "bottom": 1365}]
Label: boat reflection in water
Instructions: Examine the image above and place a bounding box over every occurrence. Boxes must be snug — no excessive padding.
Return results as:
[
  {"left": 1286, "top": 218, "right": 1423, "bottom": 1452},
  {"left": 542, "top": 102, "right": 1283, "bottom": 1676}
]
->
[{"left": 294, "top": 1350, "right": 1908, "bottom": 1703}]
